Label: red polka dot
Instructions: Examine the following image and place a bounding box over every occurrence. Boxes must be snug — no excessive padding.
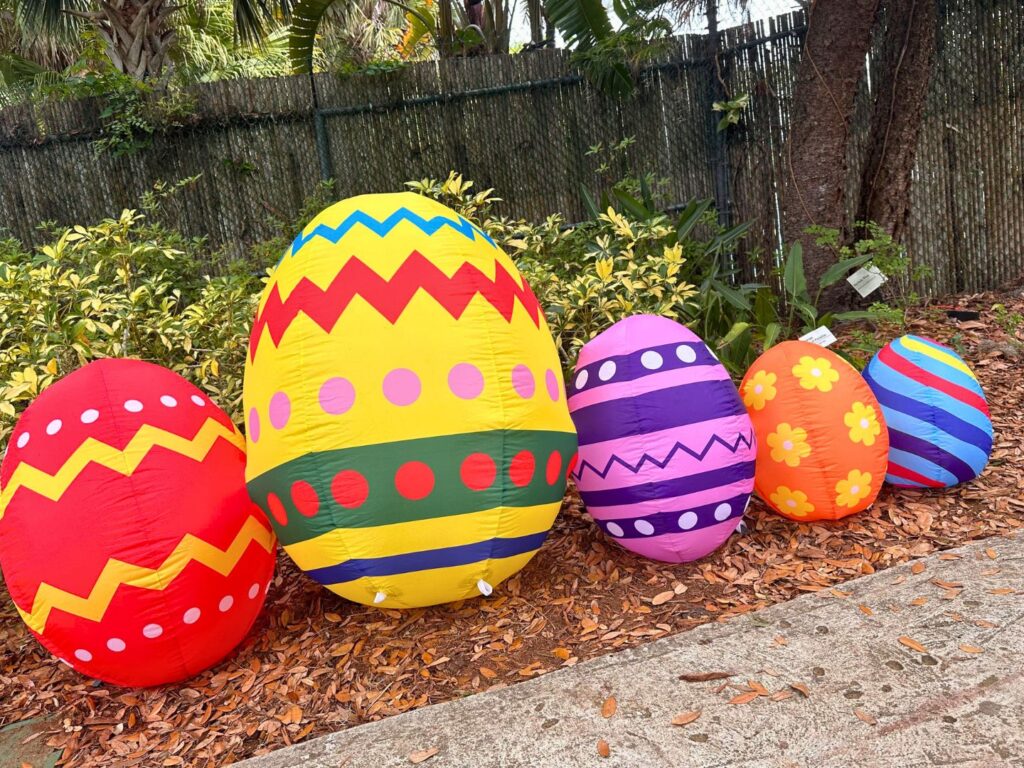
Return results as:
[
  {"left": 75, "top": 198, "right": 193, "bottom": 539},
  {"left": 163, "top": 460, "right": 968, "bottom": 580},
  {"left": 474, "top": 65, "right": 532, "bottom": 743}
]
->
[
  {"left": 509, "top": 450, "right": 536, "bottom": 487},
  {"left": 395, "top": 461, "right": 435, "bottom": 500},
  {"left": 266, "top": 493, "right": 287, "bottom": 526},
  {"left": 567, "top": 451, "right": 579, "bottom": 479},
  {"left": 461, "top": 453, "right": 497, "bottom": 491},
  {"left": 545, "top": 450, "right": 562, "bottom": 485},
  {"left": 291, "top": 480, "right": 320, "bottom": 517},
  {"left": 331, "top": 470, "right": 369, "bottom": 509}
]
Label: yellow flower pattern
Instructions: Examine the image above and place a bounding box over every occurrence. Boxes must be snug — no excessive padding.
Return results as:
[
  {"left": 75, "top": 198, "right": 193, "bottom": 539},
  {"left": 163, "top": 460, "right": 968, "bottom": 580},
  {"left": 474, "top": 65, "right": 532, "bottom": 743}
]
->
[
  {"left": 766, "top": 423, "right": 811, "bottom": 467},
  {"left": 792, "top": 355, "right": 840, "bottom": 393},
  {"left": 844, "top": 401, "right": 882, "bottom": 446},
  {"left": 742, "top": 370, "right": 777, "bottom": 411},
  {"left": 835, "top": 469, "right": 873, "bottom": 508},
  {"left": 769, "top": 486, "right": 815, "bottom": 518}
]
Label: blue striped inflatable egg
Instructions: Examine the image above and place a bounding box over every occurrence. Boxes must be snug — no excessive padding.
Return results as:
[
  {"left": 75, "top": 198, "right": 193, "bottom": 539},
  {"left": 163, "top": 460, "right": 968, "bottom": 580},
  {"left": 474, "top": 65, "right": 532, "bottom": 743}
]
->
[{"left": 862, "top": 335, "right": 993, "bottom": 488}]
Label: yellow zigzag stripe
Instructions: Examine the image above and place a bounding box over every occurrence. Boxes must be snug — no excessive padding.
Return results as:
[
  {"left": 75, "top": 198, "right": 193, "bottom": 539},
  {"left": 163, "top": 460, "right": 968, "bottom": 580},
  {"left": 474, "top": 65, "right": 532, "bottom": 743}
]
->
[
  {"left": 0, "top": 418, "right": 246, "bottom": 523},
  {"left": 17, "top": 515, "right": 275, "bottom": 633}
]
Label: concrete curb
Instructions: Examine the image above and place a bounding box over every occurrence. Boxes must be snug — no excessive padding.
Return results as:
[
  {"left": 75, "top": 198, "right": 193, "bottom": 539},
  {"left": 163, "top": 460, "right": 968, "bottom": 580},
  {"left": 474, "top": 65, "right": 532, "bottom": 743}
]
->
[{"left": 240, "top": 535, "right": 1024, "bottom": 768}]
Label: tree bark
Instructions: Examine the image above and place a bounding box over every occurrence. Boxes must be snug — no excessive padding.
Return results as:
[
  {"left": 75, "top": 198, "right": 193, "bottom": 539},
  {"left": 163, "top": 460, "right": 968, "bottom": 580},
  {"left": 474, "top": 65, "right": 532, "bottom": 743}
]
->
[
  {"left": 780, "top": 0, "right": 880, "bottom": 309},
  {"left": 855, "top": 0, "right": 938, "bottom": 242}
]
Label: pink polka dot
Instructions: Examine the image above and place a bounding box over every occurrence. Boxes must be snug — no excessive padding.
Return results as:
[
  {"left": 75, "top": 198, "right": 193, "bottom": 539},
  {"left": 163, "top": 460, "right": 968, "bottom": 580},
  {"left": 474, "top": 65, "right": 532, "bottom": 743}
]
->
[
  {"left": 448, "top": 363, "right": 484, "bottom": 400},
  {"left": 511, "top": 365, "right": 535, "bottom": 398},
  {"left": 269, "top": 392, "right": 291, "bottom": 429},
  {"left": 248, "top": 408, "right": 261, "bottom": 442},
  {"left": 383, "top": 369, "right": 421, "bottom": 406},
  {"left": 319, "top": 377, "right": 355, "bottom": 415},
  {"left": 545, "top": 369, "right": 561, "bottom": 402}
]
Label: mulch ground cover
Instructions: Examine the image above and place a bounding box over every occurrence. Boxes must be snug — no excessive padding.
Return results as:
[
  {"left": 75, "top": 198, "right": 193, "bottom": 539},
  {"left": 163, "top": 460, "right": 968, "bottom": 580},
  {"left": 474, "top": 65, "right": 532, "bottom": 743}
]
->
[{"left": 2, "top": 291, "right": 1023, "bottom": 767}]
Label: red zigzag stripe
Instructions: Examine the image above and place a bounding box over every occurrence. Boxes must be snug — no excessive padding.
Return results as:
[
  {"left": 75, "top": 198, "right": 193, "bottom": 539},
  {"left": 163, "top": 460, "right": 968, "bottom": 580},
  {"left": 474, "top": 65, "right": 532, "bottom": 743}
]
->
[{"left": 250, "top": 252, "right": 542, "bottom": 359}]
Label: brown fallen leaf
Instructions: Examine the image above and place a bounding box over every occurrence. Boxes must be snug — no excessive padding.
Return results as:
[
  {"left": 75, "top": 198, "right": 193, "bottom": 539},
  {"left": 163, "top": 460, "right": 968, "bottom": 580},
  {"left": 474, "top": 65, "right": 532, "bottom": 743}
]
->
[
  {"left": 858, "top": 604, "right": 874, "bottom": 616},
  {"left": 601, "top": 697, "right": 617, "bottom": 718},
  {"left": 854, "top": 708, "right": 877, "bottom": 725},
  {"left": 989, "top": 588, "right": 1015, "bottom": 595},
  {"left": 597, "top": 739, "right": 611, "bottom": 758},
  {"left": 552, "top": 647, "right": 571, "bottom": 661},
  {"left": 790, "top": 683, "right": 810, "bottom": 698},
  {"left": 959, "top": 644, "right": 984, "bottom": 654},
  {"left": 975, "top": 620, "right": 998, "bottom": 628},
  {"left": 671, "top": 710, "right": 701, "bottom": 726},
  {"left": 479, "top": 667, "right": 497, "bottom": 679},
  {"left": 910, "top": 597, "right": 928, "bottom": 606},
  {"left": 651, "top": 591, "right": 675, "bottom": 606},
  {"left": 938, "top": 553, "right": 961, "bottom": 560},
  {"left": 678, "top": 671, "right": 735, "bottom": 683},
  {"left": 932, "top": 579, "right": 963, "bottom": 590},
  {"left": 911, "top": 562, "right": 925, "bottom": 575},
  {"left": 408, "top": 747, "right": 439, "bottom": 764},
  {"left": 985, "top": 548, "right": 998, "bottom": 560},
  {"left": 774, "top": 635, "right": 788, "bottom": 646},
  {"left": 729, "top": 691, "right": 759, "bottom": 705},
  {"left": 898, "top": 636, "right": 928, "bottom": 653},
  {"left": 748, "top": 680, "right": 770, "bottom": 696},
  {"left": 771, "top": 690, "right": 794, "bottom": 701}
]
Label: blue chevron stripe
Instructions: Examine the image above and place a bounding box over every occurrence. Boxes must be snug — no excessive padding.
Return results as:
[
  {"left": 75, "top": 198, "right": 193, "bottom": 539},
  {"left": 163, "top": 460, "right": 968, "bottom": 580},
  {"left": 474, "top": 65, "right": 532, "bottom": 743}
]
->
[{"left": 287, "top": 207, "right": 497, "bottom": 258}]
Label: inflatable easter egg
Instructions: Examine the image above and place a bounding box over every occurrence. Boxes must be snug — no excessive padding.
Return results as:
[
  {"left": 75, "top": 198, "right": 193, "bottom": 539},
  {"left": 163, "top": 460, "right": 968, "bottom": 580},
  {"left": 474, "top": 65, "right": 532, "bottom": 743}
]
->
[
  {"left": 863, "top": 335, "right": 992, "bottom": 488},
  {"left": 567, "top": 315, "right": 755, "bottom": 562},
  {"left": 243, "top": 192, "right": 576, "bottom": 609},
  {"left": 740, "top": 341, "right": 889, "bottom": 522},
  {"left": 0, "top": 359, "right": 276, "bottom": 687}
]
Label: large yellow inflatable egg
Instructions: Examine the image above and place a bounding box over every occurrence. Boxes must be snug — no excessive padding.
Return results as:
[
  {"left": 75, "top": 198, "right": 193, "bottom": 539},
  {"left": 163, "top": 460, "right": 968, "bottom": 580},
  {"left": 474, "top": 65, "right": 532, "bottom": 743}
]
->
[{"left": 243, "top": 193, "right": 577, "bottom": 608}]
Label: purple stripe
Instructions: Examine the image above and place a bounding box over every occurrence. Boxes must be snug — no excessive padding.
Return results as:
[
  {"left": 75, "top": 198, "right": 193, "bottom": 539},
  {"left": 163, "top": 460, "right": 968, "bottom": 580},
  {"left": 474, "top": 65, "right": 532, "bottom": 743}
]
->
[
  {"left": 306, "top": 531, "right": 548, "bottom": 585},
  {"left": 569, "top": 340, "right": 719, "bottom": 397},
  {"left": 887, "top": 429, "right": 976, "bottom": 484},
  {"left": 570, "top": 380, "right": 747, "bottom": 447},
  {"left": 579, "top": 461, "right": 756, "bottom": 508},
  {"left": 594, "top": 492, "right": 749, "bottom": 539},
  {"left": 573, "top": 430, "right": 754, "bottom": 481}
]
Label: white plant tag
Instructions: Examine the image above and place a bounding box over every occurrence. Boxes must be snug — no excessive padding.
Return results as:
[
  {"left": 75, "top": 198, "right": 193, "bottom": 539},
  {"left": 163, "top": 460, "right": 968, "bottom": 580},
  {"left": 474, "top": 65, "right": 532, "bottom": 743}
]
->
[
  {"left": 847, "top": 266, "right": 887, "bottom": 297},
  {"left": 799, "top": 325, "right": 838, "bottom": 347}
]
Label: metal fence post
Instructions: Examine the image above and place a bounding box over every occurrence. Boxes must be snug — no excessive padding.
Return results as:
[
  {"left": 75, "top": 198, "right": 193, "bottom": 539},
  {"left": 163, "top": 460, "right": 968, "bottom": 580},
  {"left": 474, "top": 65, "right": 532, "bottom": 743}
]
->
[{"left": 309, "top": 72, "right": 334, "bottom": 183}]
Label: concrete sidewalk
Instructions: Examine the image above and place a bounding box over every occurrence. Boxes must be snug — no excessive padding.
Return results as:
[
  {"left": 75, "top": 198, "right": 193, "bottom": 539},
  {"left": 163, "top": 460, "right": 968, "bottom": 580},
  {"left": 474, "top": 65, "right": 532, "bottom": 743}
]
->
[{"left": 242, "top": 535, "right": 1024, "bottom": 768}]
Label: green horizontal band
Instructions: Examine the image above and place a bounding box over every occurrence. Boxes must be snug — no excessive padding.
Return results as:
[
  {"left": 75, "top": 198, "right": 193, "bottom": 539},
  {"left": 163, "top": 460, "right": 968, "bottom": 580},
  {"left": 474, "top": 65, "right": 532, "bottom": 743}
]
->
[{"left": 247, "top": 429, "right": 577, "bottom": 546}]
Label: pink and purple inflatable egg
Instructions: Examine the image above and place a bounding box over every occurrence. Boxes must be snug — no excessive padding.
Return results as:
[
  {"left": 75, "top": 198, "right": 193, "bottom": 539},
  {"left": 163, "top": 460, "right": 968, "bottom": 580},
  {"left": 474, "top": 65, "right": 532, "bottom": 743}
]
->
[{"left": 567, "top": 315, "right": 756, "bottom": 562}]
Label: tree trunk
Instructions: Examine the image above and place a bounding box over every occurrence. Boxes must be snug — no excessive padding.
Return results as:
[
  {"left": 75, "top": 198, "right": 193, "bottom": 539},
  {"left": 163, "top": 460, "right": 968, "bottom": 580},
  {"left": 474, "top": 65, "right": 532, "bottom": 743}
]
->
[
  {"left": 87, "top": 0, "right": 176, "bottom": 80},
  {"left": 855, "top": 0, "right": 938, "bottom": 242},
  {"left": 781, "top": 0, "right": 880, "bottom": 309}
]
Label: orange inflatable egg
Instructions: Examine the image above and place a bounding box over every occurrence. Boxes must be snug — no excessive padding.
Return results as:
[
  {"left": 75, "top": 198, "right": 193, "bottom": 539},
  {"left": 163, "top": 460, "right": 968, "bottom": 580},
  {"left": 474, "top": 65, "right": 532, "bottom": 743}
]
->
[{"left": 740, "top": 341, "right": 889, "bottom": 522}]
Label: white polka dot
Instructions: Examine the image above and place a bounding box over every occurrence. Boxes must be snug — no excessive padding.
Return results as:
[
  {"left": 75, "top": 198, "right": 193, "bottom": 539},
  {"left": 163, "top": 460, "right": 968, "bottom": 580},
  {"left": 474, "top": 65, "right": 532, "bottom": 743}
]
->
[
  {"left": 641, "top": 351, "right": 663, "bottom": 370},
  {"left": 598, "top": 361, "right": 617, "bottom": 381},
  {"left": 783, "top": 440, "right": 793, "bottom": 451},
  {"left": 16, "top": 432, "right": 30, "bottom": 448},
  {"left": 811, "top": 368, "right": 822, "bottom": 378},
  {"left": 606, "top": 522, "right": 625, "bottom": 537},
  {"left": 676, "top": 345, "right": 697, "bottom": 363},
  {"left": 850, "top": 485, "right": 860, "bottom": 495},
  {"left": 74, "top": 648, "right": 92, "bottom": 662},
  {"left": 248, "top": 583, "right": 260, "bottom": 600},
  {"left": 860, "top": 418, "right": 870, "bottom": 429},
  {"left": 142, "top": 623, "right": 163, "bottom": 638},
  {"left": 160, "top": 395, "right": 178, "bottom": 407},
  {"left": 80, "top": 409, "right": 99, "bottom": 424},
  {"left": 124, "top": 399, "right": 143, "bottom": 413},
  {"left": 678, "top": 512, "right": 698, "bottom": 530},
  {"left": 218, "top": 595, "right": 234, "bottom": 612},
  {"left": 183, "top": 607, "right": 201, "bottom": 624},
  {"left": 714, "top": 503, "right": 732, "bottom": 521},
  {"left": 46, "top": 419, "right": 62, "bottom": 435},
  {"left": 634, "top": 520, "right": 655, "bottom": 535},
  {"left": 574, "top": 369, "right": 589, "bottom": 389},
  {"left": 107, "top": 638, "right": 126, "bottom": 653},
  {"left": 190, "top": 394, "right": 206, "bottom": 406}
]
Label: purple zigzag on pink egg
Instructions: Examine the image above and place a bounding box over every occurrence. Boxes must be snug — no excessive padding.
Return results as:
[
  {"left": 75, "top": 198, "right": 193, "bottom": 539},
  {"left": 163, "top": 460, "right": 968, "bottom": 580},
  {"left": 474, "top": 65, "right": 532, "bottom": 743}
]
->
[
  {"left": 568, "top": 315, "right": 756, "bottom": 564},
  {"left": 572, "top": 430, "right": 755, "bottom": 481}
]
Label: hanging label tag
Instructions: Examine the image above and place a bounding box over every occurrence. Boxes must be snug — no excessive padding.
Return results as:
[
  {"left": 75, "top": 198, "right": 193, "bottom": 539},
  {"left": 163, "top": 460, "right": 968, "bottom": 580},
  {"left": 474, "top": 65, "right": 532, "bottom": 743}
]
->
[
  {"left": 847, "top": 266, "right": 887, "bottom": 297},
  {"left": 799, "top": 325, "right": 838, "bottom": 347}
]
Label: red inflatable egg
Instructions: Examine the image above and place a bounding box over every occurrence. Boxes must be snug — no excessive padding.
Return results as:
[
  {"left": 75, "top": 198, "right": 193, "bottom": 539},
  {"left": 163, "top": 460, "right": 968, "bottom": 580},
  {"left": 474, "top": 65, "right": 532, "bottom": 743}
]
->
[{"left": 0, "top": 359, "right": 276, "bottom": 686}]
